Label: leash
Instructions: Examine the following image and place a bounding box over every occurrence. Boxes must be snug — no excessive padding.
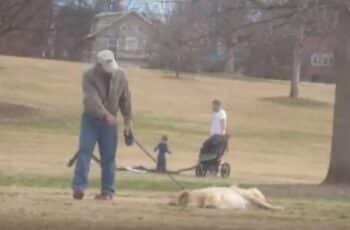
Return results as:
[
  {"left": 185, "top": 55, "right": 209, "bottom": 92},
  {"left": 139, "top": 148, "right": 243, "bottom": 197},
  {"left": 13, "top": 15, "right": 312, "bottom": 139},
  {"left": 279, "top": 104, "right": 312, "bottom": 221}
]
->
[
  {"left": 67, "top": 132, "right": 186, "bottom": 190},
  {"left": 67, "top": 151, "right": 100, "bottom": 167},
  {"left": 134, "top": 138, "right": 186, "bottom": 191}
]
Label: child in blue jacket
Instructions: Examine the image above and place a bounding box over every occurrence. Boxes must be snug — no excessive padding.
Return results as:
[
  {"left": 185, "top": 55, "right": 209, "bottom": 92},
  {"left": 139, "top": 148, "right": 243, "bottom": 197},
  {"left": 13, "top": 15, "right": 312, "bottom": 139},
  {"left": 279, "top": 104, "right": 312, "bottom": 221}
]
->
[{"left": 154, "top": 135, "right": 172, "bottom": 172}]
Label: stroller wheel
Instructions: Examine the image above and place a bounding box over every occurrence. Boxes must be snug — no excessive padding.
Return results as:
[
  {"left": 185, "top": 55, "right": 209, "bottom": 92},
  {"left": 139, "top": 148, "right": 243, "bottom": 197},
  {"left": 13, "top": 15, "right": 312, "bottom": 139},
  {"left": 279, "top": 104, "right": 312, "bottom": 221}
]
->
[
  {"left": 220, "top": 163, "right": 231, "bottom": 178},
  {"left": 195, "top": 164, "right": 207, "bottom": 177}
]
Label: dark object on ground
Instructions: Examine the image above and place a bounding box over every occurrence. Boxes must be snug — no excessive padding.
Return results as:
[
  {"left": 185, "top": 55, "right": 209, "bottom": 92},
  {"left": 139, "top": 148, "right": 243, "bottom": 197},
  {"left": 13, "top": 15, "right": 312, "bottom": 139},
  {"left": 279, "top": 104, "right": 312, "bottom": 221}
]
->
[
  {"left": 73, "top": 190, "right": 84, "bottom": 200},
  {"left": 174, "top": 165, "right": 197, "bottom": 174},
  {"left": 67, "top": 134, "right": 186, "bottom": 190},
  {"left": 67, "top": 152, "right": 100, "bottom": 168},
  {"left": 195, "top": 135, "right": 231, "bottom": 178},
  {"left": 124, "top": 130, "right": 134, "bottom": 146}
]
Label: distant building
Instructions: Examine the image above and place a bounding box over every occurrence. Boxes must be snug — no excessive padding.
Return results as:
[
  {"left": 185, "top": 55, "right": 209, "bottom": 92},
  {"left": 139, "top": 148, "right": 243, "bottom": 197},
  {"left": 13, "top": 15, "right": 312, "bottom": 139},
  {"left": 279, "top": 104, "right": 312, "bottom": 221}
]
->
[
  {"left": 86, "top": 11, "right": 158, "bottom": 64},
  {"left": 302, "top": 35, "right": 336, "bottom": 83}
]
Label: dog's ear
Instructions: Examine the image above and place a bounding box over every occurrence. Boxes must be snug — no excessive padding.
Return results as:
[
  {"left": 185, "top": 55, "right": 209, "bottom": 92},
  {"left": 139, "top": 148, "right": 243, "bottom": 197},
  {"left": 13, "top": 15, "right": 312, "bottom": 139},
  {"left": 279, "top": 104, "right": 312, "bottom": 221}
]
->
[{"left": 178, "top": 191, "right": 190, "bottom": 206}]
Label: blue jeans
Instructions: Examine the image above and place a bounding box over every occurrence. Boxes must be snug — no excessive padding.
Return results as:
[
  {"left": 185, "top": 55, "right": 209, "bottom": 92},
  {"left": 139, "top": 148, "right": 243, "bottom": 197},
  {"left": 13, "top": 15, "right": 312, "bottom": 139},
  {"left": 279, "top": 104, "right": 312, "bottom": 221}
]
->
[
  {"left": 156, "top": 155, "right": 167, "bottom": 172},
  {"left": 72, "top": 113, "right": 118, "bottom": 194}
]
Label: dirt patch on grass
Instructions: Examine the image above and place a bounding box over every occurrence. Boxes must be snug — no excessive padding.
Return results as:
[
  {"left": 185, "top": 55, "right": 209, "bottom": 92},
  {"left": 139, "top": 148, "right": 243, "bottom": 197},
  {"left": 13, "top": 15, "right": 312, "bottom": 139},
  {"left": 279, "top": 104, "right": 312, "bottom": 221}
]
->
[
  {"left": 0, "top": 101, "right": 40, "bottom": 121},
  {"left": 261, "top": 97, "right": 332, "bottom": 108}
]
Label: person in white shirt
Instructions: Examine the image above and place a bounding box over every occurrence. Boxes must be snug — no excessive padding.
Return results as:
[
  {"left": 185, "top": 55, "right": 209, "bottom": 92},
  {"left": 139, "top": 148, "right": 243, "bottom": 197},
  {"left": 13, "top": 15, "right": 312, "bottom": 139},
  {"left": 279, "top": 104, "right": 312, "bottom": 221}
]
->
[
  {"left": 200, "top": 100, "right": 228, "bottom": 157},
  {"left": 210, "top": 99, "right": 227, "bottom": 136}
]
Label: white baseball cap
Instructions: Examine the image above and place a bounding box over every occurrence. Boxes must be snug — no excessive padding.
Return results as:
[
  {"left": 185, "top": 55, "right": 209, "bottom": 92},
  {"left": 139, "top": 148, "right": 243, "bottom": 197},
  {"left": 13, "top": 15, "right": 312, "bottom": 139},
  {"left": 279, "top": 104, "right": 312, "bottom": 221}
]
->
[
  {"left": 97, "top": 50, "right": 115, "bottom": 63},
  {"left": 96, "top": 50, "right": 119, "bottom": 74}
]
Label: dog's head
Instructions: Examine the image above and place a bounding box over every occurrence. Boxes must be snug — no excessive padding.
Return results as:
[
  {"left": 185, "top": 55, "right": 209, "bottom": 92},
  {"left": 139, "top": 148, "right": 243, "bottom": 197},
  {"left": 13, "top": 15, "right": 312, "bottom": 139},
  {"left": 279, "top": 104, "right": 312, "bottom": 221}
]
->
[
  {"left": 178, "top": 191, "right": 190, "bottom": 206},
  {"left": 169, "top": 191, "right": 189, "bottom": 206},
  {"left": 169, "top": 191, "right": 190, "bottom": 207}
]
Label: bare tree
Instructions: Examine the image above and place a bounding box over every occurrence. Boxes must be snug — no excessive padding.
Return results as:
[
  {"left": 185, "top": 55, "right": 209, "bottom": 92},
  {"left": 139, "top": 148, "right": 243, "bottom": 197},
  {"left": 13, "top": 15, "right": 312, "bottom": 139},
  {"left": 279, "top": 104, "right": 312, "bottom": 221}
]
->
[
  {"left": 203, "top": 0, "right": 335, "bottom": 98},
  {"left": 152, "top": 1, "right": 207, "bottom": 77},
  {"left": 53, "top": 1, "right": 96, "bottom": 60},
  {"left": 253, "top": 0, "right": 350, "bottom": 184},
  {"left": 0, "top": 0, "right": 52, "bottom": 37},
  {"left": 324, "top": 5, "right": 350, "bottom": 184},
  {"left": 286, "top": 1, "right": 335, "bottom": 98},
  {"left": 95, "top": 0, "right": 122, "bottom": 12},
  {"left": 0, "top": 0, "right": 53, "bottom": 57},
  {"left": 160, "top": 0, "right": 350, "bottom": 184}
]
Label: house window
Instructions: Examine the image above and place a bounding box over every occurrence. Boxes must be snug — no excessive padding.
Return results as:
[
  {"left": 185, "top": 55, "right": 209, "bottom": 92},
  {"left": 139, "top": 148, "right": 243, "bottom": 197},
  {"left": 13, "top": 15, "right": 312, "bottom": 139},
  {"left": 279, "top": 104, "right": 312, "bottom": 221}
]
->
[
  {"left": 125, "top": 37, "right": 138, "bottom": 51},
  {"left": 248, "top": 9, "right": 262, "bottom": 23},
  {"left": 121, "top": 24, "right": 134, "bottom": 33},
  {"left": 99, "top": 21, "right": 110, "bottom": 29},
  {"left": 217, "top": 41, "right": 225, "bottom": 57},
  {"left": 136, "top": 25, "right": 142, "bottom": 33},
  {"left": 121, "top": 23, "right": 140, "bottom": 34},
  {"left": 311, "top": 53, "right": 334, "bottom": 66},
  {"left": 121, "top": 24, "right": 128, "bottom": 32}
]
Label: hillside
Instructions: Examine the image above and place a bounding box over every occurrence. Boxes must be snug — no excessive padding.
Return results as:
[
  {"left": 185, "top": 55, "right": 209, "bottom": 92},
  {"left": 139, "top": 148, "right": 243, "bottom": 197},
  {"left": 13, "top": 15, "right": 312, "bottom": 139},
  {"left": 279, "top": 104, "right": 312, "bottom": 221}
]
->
[
  {"left": 2, "top": 55, "right": 350, "bottom": 230},
  {"left": 0, "top": 55, "right": 335, "bottom": 184}
]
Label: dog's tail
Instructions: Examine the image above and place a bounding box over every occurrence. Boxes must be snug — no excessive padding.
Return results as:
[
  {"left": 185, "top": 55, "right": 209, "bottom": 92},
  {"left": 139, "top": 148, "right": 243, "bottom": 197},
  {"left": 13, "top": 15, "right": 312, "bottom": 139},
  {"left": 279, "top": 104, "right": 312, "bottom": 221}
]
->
[{"left": 250, "top": 198, "right": 284, "bottom": 211}]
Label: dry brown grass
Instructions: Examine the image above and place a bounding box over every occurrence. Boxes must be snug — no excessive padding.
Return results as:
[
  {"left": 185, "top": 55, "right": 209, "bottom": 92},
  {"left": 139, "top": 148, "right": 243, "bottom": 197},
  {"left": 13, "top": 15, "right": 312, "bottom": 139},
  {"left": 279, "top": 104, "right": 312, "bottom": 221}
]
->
[
  {"left": 0, "top": 55, "right": 342, "bottom": 230},
  {"left": 0, "top": 55, "right": 334, "bottom": 183},
  {"left": 1, "top": 186, "right": 350, "bottom": 230}
]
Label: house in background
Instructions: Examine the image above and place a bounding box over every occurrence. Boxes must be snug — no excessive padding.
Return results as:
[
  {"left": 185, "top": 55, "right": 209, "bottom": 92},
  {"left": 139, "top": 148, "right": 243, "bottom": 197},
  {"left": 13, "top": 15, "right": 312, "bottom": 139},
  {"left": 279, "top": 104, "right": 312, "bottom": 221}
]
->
[
  {"left": 86, "top": 11, "right": 157, "bottom": 65},
  {"left": 301, "top": 35, "right": 336, "bottom": 83}
]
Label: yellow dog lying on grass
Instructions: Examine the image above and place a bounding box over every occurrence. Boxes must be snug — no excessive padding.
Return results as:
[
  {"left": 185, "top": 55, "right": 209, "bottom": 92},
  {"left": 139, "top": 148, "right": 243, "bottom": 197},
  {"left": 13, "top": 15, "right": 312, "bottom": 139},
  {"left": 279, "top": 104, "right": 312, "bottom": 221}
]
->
[{"left": 170, "top": 186, "right": 283, "bottom": 211}]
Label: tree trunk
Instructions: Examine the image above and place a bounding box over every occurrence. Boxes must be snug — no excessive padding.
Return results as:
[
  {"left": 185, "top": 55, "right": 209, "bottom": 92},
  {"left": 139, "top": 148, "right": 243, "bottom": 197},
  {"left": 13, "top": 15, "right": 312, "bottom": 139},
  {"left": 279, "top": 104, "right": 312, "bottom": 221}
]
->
[
  {"left": 289, "top": 24, "right": 304, "bottom": 98},
  {"left": 175, "top": 54, "right": 181, "bottom": 78},
  {"left": 225, "top": 47, "right": 235, "bottom": 73},
  {"left": 324, "top": 8, "right": 350, "bottom": 184},
  {"left": 175, "top": 68, "right": 180, "bottom": 78}
]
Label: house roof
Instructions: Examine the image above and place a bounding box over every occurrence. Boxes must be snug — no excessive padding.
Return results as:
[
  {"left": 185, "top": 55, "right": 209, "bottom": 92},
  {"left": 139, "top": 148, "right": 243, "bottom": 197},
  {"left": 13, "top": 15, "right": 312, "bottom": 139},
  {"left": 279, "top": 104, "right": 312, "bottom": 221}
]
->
[{"left": 86, "top": 11, "right": 153, "bottom": 39}]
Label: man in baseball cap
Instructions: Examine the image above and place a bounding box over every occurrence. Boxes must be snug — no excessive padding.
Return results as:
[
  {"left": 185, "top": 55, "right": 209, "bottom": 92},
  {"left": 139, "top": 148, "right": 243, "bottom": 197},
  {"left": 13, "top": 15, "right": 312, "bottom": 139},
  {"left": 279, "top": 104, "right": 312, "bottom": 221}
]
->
[{"left": 72, "top": 50, "right": 132, "bottom": 200}]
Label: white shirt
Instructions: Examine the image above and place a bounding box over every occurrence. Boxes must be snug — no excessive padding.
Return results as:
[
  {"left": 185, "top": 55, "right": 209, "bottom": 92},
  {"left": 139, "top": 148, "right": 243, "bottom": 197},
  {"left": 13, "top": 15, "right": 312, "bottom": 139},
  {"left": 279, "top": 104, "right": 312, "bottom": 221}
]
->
[{"left": 210, "top": 109, "right": 227, "bottom": 135}]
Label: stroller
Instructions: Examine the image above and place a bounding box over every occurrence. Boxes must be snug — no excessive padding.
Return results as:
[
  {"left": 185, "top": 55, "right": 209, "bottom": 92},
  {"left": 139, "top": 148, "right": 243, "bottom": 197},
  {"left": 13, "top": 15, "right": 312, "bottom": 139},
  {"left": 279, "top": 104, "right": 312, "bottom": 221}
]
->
[{"left": 195, "top": 135, "right": 231, "bottom": 178}]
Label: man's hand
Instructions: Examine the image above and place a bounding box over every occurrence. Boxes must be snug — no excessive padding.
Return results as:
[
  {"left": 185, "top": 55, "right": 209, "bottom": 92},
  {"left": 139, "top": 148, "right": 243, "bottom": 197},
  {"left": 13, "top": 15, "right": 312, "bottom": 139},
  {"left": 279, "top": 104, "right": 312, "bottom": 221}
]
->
[
  {"left": 124, "top": 121, "right": 134, "bottom": 146},
  {"left": 124, "top": 121, "right": 132, "bottom": 135},
  {"left": 104, "top": 113, "right": 117, "bottom": 125}
]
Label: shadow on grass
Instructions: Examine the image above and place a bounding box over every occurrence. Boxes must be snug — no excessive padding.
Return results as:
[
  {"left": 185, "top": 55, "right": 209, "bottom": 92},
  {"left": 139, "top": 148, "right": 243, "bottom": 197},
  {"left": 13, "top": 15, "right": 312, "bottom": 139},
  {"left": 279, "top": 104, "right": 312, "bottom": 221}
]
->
[
  {"left": 0, "top": 101, "right": 41, "bottom": 121},
  {"left": 243, "top": 183, "right": 350, "bottom": 200},
  {"left": 0, "top": 173, "right": 232, "bottom": 192},
  {"left": 2, "top": 172, "right": 350, "bottom": 202},
  {"left": 162, "top": 74, "right": 198, "bottom": 81},
  {"left": 234, "top": 129, "right": 329, "bottom": 141},
  {"left": 261, "top": 97, "right": 332, "bottom": 108},
  {"left": 206, "top": 73, "right": 291, "bottom": 85}
]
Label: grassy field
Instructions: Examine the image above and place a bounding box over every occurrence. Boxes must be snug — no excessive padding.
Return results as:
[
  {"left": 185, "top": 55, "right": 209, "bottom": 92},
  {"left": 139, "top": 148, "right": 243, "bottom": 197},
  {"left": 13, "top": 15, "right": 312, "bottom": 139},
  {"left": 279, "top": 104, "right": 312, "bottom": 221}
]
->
[{"left": 1, "top": 55, "right": 349, "bottom": 230}]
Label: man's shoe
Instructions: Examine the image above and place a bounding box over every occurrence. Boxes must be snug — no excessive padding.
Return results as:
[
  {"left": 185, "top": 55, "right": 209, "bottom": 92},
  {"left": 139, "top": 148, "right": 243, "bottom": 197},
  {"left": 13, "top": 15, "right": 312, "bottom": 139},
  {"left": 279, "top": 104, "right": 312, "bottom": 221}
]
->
[
  {"left": 95, "top": 192, "right": 114, "bottom": 200},
  {"left": 73, "top": 190, "right": 84, "bottom": 200}
]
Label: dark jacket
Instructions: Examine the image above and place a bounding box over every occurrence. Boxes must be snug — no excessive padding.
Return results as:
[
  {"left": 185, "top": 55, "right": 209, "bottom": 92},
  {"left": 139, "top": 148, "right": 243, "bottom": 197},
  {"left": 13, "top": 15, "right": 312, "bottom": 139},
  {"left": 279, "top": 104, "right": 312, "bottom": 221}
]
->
[
  {"left": 82, "top": 65, "right": 132, "bottom": 123},
  {"left": 154, "top": 142, "right": 171, "bottom": 158}
]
